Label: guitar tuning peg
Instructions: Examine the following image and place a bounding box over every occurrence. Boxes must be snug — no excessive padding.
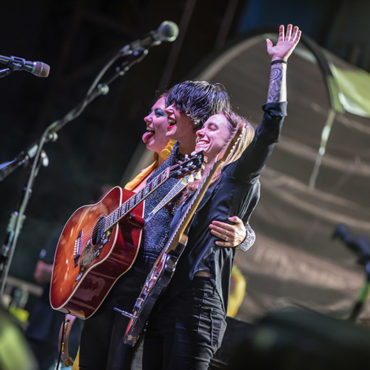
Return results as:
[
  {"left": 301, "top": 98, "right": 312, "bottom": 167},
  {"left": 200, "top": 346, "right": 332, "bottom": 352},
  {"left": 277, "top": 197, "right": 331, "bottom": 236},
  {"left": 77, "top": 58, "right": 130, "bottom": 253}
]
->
[
  {"left": 195, "top": 171, "right": 202, "bottom": 180},
  {"left": 181, "top": 177, "right": 188, "bottom": 185},
  {"left": 188, "top": 174, "right": 194, "bottom": 183},
  {"left": 191, "top": 151, "right": 196, "bottom": 156},
  {"left": 203, "top": 156, "right": 208, "bottom": 163},
  {"left": 201, "top": 164, "right": 205, "bottom": 170},
  {"left": 184, "top": 154, "right": 189, "bottom": 160}
]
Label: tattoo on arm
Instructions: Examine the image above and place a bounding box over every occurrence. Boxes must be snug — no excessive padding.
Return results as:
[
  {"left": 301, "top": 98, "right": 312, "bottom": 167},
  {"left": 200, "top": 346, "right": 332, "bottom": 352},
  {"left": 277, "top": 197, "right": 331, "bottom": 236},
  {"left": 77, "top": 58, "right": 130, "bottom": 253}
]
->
[{"left": 267, "top": 65, "right": 283, "bottom": 103}]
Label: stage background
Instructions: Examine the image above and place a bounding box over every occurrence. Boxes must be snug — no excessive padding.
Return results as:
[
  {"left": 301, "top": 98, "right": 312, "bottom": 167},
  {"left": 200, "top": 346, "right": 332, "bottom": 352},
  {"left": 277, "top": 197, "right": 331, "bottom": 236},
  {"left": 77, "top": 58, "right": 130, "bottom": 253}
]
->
[{"left": 0, "top": 0, "right": 369, "bottom": 322}]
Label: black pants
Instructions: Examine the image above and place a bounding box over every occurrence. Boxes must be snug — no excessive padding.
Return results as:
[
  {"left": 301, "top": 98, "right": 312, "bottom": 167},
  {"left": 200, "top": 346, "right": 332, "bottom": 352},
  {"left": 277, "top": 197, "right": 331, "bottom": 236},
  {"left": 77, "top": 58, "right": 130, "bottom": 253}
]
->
[
  {"left": 143, "top": 277, "right": 227, "bottom": 370},
  {"left": 78, "top": 263, "right": 149, "bottom": 370}
]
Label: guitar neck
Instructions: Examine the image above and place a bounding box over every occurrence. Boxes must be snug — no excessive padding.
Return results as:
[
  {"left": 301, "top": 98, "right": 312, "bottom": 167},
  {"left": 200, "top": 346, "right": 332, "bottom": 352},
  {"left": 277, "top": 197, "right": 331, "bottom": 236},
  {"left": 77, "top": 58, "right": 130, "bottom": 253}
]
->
[
  {"left": 104, "top": 167, "right": 170, "bottom": 232},
  {"left": 165, "top": 160, "right": 221, "bottom": 254}
]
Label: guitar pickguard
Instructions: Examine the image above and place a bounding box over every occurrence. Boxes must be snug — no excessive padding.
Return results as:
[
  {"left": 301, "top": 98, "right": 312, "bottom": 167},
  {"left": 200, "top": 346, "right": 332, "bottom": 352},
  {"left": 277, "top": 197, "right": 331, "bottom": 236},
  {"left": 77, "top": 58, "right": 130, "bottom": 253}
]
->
[{"left": 76, "top": 232, "right": 110, "bottom": 281}]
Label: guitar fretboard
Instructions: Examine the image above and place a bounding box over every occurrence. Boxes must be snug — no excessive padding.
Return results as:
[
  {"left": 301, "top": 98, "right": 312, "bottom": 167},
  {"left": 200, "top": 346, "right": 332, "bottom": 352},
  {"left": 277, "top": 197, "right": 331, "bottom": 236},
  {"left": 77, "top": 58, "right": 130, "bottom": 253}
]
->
[
  {"left": 165, "top": 159, "right": 219, "bottom": 253},
  {"left": 104, "top": 168, "right": 169, "bottom": 232}
]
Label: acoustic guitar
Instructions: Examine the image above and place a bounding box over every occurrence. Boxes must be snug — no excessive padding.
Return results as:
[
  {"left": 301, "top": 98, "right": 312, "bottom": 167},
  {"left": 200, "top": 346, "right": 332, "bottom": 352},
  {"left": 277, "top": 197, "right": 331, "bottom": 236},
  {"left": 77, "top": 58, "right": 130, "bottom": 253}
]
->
[{"left": 50, "top": 152, "right": 203, "bottom": 319}]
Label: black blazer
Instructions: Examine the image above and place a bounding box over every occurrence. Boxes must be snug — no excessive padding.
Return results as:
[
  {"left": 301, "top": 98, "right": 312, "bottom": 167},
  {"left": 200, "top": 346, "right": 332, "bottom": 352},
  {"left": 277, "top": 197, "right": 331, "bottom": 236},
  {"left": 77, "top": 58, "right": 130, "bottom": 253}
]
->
[{"left": 167, "top": 102, "right": 288, "bottom": 312}]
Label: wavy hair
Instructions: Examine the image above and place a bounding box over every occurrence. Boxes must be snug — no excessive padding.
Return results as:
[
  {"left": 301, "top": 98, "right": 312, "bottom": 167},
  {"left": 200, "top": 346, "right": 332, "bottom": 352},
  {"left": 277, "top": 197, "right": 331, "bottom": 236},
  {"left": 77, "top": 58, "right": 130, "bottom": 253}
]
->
[{"left": 222, "top": 111, "right": 255, "bottom": 167}]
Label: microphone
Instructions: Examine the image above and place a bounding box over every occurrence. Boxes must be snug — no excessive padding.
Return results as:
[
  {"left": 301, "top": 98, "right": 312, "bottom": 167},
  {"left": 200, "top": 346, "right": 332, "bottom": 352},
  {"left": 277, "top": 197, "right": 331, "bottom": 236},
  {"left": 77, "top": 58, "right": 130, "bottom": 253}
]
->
[
  {"left": 0, "top": 55, "right": 50, "bottom": 77},
  {"left": 121, "top": 21, "right": 179, "bottom": 53}
]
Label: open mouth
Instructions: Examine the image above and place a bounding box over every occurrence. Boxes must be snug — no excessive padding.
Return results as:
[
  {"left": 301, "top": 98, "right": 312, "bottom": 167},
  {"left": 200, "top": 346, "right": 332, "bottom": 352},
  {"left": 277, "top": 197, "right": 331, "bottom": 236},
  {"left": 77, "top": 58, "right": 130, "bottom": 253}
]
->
[
  {"left": 142, "top": 129, "right": 154, "bottom": 144},
  {"left": 195, "top": 139, "right": 209, "bottom": 151},
  {"left": 167, "top": 118, "right": 176, "bottom": 129}
]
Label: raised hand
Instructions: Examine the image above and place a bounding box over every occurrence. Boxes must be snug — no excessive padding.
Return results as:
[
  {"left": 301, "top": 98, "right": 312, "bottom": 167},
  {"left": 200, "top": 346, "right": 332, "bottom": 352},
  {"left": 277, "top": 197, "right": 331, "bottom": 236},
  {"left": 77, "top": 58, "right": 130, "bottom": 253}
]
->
[
  {"left": 266, "top": 24, "right": 301, "bottom": 102},
  {"left": 266, "top": 24, "right": 301, "bottom": 62}
]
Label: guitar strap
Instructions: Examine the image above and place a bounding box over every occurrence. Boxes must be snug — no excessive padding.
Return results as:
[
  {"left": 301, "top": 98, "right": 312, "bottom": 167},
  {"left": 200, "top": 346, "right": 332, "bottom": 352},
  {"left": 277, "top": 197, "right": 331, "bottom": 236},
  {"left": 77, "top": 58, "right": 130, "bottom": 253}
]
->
[
  {"left": 147, "top": 176, "right": 188, "bottom": 218},
  {"left": 58, "top": 314, "right": 77, "bottom": 367}
]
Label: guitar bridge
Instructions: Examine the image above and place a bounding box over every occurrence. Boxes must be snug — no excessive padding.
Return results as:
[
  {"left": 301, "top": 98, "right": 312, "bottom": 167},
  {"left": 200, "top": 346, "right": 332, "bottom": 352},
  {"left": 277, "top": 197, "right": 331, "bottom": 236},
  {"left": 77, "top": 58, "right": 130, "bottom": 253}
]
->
[{"left": 73, "top": 230, "right": 83, "bottom": 267}]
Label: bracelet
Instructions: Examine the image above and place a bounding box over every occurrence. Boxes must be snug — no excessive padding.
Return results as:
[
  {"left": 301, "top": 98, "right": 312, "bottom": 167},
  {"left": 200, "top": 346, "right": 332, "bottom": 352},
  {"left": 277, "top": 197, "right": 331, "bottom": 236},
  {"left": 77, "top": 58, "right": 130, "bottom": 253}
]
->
[{"left": 271, "top": 59, "right": 287, "bottom": 65}]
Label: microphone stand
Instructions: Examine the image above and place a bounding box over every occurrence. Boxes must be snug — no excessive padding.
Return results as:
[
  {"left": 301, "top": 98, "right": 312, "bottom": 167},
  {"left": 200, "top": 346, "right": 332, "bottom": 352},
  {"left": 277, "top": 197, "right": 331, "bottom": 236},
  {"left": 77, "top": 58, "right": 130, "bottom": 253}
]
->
[
  {"left": 332, "top": 224, "right": 370, "bottom": 322},
  {"left": 349, "top": 262, "right": 370, "bottom": 322},
  {"left": 0, "top": 46, "right": 149, "bottom": 299},
  {"left": 0, "top": 68, "right": 12, "bottom": 78}
]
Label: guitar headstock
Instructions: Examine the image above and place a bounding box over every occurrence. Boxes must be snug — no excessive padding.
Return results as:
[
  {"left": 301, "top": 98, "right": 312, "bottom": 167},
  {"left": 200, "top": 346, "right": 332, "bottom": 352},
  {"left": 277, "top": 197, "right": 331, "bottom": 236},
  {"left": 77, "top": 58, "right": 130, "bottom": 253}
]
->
[{"left": 169, "top": 151, "right": 204, "bottom": 180}]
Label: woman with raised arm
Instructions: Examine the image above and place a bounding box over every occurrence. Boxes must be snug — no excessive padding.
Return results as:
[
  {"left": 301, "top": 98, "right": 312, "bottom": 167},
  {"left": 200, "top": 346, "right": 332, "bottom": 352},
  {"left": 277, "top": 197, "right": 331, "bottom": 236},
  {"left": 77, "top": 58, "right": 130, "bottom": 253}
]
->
[
  {"left": 77, "top": 84, "right": 250, "bottom": 370},
  {"left": 142, "top": 24, "right": 302, "bottom": 370}
]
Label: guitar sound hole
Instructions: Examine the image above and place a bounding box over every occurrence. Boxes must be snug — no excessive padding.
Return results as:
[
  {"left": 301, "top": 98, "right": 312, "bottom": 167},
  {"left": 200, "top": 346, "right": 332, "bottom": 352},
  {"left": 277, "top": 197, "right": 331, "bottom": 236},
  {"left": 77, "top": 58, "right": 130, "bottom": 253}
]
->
[{"left": 92, "top": 216, "right": 106, "bottom": 245}]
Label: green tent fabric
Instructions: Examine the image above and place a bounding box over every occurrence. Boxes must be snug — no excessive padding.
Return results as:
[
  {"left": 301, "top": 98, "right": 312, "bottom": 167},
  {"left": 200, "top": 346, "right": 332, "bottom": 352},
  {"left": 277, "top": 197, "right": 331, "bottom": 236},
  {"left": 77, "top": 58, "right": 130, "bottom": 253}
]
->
[
  {"left": 330, "top": 64, "right": 370, "bottom": 118},
  {"left": 0, "top": 309, "right": 37, "bottom": 370}
]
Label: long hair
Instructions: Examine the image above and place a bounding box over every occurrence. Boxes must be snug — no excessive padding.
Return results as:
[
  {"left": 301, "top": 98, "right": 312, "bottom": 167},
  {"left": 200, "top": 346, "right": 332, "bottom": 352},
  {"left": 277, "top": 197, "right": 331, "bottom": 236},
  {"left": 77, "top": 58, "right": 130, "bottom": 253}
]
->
[
  {"left": 222, "top": 111, "right": 255, "bottom": 166},
  {"left": 166, "top": 81, "right": 231, "bottom": 129}
]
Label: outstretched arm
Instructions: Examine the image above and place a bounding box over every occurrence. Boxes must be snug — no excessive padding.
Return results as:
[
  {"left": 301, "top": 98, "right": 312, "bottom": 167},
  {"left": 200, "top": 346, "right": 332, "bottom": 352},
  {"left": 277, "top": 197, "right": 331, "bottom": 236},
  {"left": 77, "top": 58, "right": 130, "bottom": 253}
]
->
[
  {"left": 266, "top": 24, "right": 301, "bottom": 103},
  {"left": 231, "top": 24, "right": 301, "bottom": 181}
]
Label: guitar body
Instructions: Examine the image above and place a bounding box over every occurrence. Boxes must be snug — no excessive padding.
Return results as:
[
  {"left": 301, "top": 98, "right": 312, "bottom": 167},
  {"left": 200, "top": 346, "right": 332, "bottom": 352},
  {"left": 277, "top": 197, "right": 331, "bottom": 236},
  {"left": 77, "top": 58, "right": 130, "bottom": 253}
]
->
[{"left": 50, "top": 186, "right": 144, "bottom": 319}]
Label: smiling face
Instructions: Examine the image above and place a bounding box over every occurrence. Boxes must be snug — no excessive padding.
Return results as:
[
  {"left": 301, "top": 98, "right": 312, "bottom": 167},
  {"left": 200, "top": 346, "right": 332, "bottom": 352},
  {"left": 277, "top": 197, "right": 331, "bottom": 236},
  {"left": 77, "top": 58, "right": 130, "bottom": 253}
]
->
[
  {"left": 165, "top": 103, "right": 197, "bottom": 154},
  {"left": 142, "top": 96, "right": 169, "bottom": 154},
  {"left": 195, "top": 113, "right": 232, "bottom": 161}
]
